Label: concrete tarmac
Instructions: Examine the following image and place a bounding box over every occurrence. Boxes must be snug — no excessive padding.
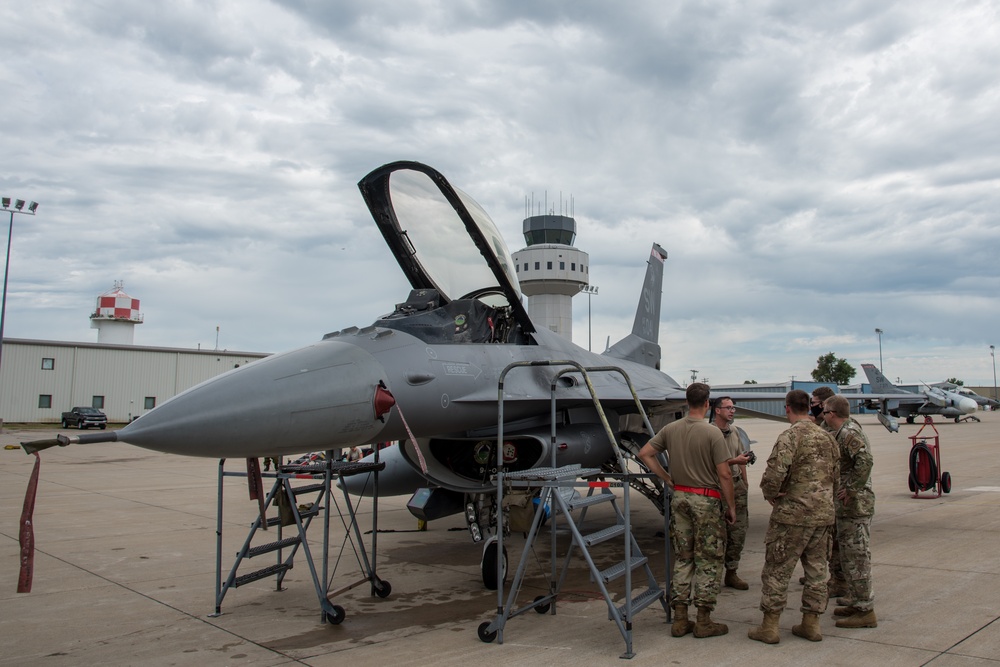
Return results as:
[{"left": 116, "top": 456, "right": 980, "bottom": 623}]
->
[{"left": 2, "top": 414, "right": 1000, "bottom": 666}]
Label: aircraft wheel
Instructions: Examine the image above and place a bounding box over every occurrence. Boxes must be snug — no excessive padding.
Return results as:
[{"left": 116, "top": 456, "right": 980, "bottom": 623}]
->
[
  {"left": 477, "top": 621, "right": 498, "bottom": 643},
  {"left": 955, "top": 417, "right": 961, "bottom": 423},
  {"left": 907, "top": 474, "right": 916, "bottom": 493},
  {"left": 941, "top": 472, "right": 952, "bottom": 494},
  {"left": 906, "top": 416, "right": 915, "bottom": 424},
  {"left": 322, "top": 603, "right": 345, "bottom": 625},
  {"left": 533, "top": 595, "right": 551, "bottom": 614},
  {"left": 481, "top": 539, "right": 508, "bottom": 591},
  {"left": 373, "top": 579, "right": 392, "bottom": 598}
]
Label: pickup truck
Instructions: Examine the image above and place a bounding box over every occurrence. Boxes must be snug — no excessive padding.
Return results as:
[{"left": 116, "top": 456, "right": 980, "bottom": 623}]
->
[{"left": 61, "top": 407, "right": 108, "bottom": 430}]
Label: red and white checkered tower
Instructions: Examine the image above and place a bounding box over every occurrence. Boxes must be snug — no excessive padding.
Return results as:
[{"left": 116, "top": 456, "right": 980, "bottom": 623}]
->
[{"left": 90, "top": 281, "right": 144, "bottom": 344}]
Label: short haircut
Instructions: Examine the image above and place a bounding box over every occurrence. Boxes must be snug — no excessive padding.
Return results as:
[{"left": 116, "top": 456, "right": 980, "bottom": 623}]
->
[
  {"left": 711, "top": 395, "right": 734, "bottom": 409},
  {"left": 786, "top": 389, "right": 810, "bottom": 414},
  {"left": 825, "top": 395, "right": 851, "bottom": 419},
  {"left": 812, "top": 386, "right": 835, "bottom": 402},
  {"left": 686, "top": 383, "right": 711, "bottom": 407}
]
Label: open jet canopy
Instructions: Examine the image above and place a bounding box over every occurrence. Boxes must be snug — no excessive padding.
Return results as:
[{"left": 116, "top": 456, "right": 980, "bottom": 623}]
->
[{"left": 358, "top": 161, "right": 534, "bottom": 333}]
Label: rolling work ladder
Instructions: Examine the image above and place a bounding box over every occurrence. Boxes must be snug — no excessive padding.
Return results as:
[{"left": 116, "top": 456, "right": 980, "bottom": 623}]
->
[
  {"left": 477, "top": 361, "right": 671, "bottom": 660},
  {"left": 211, "top": 453, "right": 391, "bottom": 624}
]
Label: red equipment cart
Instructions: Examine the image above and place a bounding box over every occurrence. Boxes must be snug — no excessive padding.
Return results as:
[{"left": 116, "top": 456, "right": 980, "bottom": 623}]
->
[{"left": 907, "top": 417, "right": 951, "bottom": 498}]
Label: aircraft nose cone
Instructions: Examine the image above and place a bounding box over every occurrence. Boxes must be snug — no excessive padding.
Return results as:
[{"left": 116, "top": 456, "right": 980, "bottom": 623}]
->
[
  {"left": 117, "top": 340, "right": 389, "bottom": 458},
  {"left": 959, "top": 396, "right": 978, "bottom": 414}
]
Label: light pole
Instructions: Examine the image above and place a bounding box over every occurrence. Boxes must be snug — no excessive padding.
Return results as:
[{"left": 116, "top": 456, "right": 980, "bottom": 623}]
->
[
  {"left": 991, "top": 345, "right": 997, "bottom": 402},
  {"left": 0, "top": 198, "right": 39, "bottom": 375},
  {"left": 579, "top": 284, "right": 599, "bottom": 351},
  {"left": 875, "top": 328, "right": 884, "bottom": 373}
]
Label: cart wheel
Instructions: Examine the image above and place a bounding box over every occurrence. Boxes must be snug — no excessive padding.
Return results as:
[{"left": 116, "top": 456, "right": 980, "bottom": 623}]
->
[
  {"left": 373, "top": 579, "right": 392, "bottom": 598},
  {"left": 941, "top": 471, "right": 952, "bottom": 494},
  {"left": 908, "top": 473, "right": 915, "bottom": 493},
  {"left": 477, "top": 621, "right": 498, "bottom": 643},
  {"left": 481, "top": 539, "right": 508, "bottom": 591},
  {"left": 323, "top": 603, "right": 345, "bottom": 625},
  {"left": 533, "top": 595, "right": 551, "bottom": 614}
]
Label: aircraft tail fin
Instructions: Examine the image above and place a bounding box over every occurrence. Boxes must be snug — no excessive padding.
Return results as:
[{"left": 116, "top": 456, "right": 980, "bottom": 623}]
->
[
  {"left": 605, "top": 244, "right": 667, "bottom": 369},
  {"left": 861, "top": 363, "right": 899, "bottom": 393}
]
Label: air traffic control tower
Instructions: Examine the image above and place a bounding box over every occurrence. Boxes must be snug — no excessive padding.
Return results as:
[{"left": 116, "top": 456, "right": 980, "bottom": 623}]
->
[{"left": 511, "top": 212, "right": 590, "bottom": 341}]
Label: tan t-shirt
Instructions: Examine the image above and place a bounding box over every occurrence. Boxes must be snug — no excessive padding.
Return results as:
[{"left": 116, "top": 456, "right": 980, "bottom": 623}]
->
[{"left": 646, "top": 416, "right": 729, "bottom": 490}]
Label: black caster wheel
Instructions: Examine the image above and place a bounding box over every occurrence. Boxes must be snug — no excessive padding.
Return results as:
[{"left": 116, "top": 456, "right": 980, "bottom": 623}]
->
[
  {"left": 477, "top": 621, "right": 498, "bottom": 643},
  {"left": 322, "top": 602, "right": 345, "bottom": 625},
  {"left": 533, "top": 595, "right": 551, "bottom": 614},
  {"left": 941, "top": 471, "right": 952, "bottom": 494},
  {"left": 373, "top": 579, "right": 392, "bottom": 598}
]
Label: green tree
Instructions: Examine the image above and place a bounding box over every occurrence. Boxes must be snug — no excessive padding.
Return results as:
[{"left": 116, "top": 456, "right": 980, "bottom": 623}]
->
[
  {"left": 743, "top": 380, "right": 757, "bottom": 384},
  {"left": 946, "top": 377, "right": 964, "bottom": 386},
  {"left": 811, "top": 352, "right": 856, "bottom": 385}
]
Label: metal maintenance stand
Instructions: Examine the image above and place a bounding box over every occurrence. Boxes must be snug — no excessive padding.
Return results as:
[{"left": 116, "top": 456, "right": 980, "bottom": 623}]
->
[
  {"left": 212, "top": 453, "right": 390, "bottom": 623},
  {"left": 477, "top": 361, "right": 670, "bottom": 659}
]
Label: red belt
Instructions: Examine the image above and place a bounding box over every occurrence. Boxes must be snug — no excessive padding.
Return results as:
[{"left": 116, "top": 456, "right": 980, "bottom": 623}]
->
[{"left": 674, "top": 485, "right": 721, "bottom": 499}]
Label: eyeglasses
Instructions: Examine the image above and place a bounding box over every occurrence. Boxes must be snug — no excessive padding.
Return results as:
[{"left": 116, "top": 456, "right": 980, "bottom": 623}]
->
[{"left": 822, "top": 410, "right": 834, "bottom": 414}]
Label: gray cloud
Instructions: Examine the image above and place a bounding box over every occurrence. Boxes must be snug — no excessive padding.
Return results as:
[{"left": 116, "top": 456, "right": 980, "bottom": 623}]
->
[{"left": 2, "top": 0, "right": 998, "bottom": 386}]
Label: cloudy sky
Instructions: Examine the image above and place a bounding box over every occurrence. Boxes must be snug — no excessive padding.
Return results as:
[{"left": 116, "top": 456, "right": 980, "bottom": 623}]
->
[{"left": 2, "top": 1, "right": 999, "bottom": 387}]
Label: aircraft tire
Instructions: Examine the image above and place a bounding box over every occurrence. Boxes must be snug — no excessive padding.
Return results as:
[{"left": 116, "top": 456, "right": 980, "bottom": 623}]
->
[
  {"left": 481, "top": 540, "right": 508, "bottom": 591},
  {"left": 906, "top": 416, "right": 915, "bottom": 424},
  {"left": 941, "top": 471, "right": 952, "bottom": 494}
]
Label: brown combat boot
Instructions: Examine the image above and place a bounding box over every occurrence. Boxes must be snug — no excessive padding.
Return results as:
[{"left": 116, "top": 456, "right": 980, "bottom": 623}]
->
[
  {"left": 791, "top": 612, "right": 823, "bottom": 641},
  {"left": 724, "top": 569, "right": 749, "bottom": 590},
  {"left": 747, "top": 610, "right": 781, "bottom": 644},
  {"left": 835, "top": 609, "right": 878, "bottom": 628},
  {"left": 833, "top": 605, "right": 860, "bottom": 617},
  {"left": 827, "top": 577, "right": 848, "bottom": 598},
  {"left": 671, "top": 604, "right": 694, "bottom": 637},
  {"left": 693, "top": 606, "right": 729, "bottom": 638}
]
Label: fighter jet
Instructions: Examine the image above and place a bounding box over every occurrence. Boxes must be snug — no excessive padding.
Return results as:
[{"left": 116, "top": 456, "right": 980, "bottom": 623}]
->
[
  {"left": 861, "top": 363, "right": 978, "bottom": 424},
  {"left": 930, "top": 382, "right": 1000, "bottom": 410}
]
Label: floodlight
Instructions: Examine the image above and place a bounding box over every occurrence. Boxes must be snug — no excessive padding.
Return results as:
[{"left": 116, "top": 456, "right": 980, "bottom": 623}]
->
[
  {"left": 1, "top": 197, "right": 9, "bottom": 208},
  {"left": 14, "top": 200, "right": 24, "bottom": 210},
  {"left": 27, "top": 202, "right": 38, "bottom": 213}
]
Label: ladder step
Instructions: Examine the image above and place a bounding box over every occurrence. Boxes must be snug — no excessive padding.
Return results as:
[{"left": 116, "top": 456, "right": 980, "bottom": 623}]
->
[
  {"left": 233, "top": 563, "right": 291, "bottom": 587},
  {"left": 613, "top": 586, "right": 664, "bottom": 620},
  {"left": 583, "top": 523, "right": 625, "bottom": 547},
  {"left": 280, "top": 461, "right": 386, "bottom": 476},
  {"left": 247, "top": 536, "right": 301, "bottom": 558},
  {"left": 265, "top": 505, "right": 320, "bottom": 527},
  {"left": 289, "top": 483, "right": 325, "bottom": 496},
  {"left": 599, "top": 556, "right": 648, "bottom": 583},
  {"left": 566, "top": 492, "right": 615, "bottom": 511}
]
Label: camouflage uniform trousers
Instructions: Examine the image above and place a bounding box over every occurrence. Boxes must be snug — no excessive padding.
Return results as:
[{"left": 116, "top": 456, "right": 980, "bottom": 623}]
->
[
  {"left": 669, "top": 491, "right": 726, "bottom": 609},
  {"left": 724, "top": 479, "right": 749, "bottom": 571},
  {"left": 759, "top": 521, "right": 832, "bottom": 614},
  {"left": 837, "top": 515, "right": 874, "bottom": 611}
]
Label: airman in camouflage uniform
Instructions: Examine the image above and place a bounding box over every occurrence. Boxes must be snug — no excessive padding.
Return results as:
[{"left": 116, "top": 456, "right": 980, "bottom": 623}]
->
[
  {"left": 749, "top": 390, "right": 839, "bottom": 644},
  {"left": 711, "top": 396, "right": 752, "bottom": 590},
  {"left": 824, "top": 395, "right": 877, "bottom": 628},
  {"left": 640, "top": 383, "right": 736, "bottom": 639}
]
